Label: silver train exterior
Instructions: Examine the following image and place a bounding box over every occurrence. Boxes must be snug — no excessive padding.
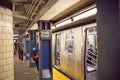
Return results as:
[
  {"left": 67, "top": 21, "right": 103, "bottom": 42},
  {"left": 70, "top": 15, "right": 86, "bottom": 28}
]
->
[{"left": 52, "top": 22, "right": 97, "bottom": 80}]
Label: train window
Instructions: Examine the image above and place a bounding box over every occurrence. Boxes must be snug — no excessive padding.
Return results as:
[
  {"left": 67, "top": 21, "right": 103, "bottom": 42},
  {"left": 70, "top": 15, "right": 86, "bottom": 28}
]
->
[
  {"left": 88, "top": 28, "right": 94, "bottom": 33},
  {"left": 55, "top": 33, "right": 61, "bottom": 66},
  {"left": 56, "top": 35, "right": 61, "bottom": 54},
  {"left": 65, "top": 33, "right": 74, "bottom": 53}
]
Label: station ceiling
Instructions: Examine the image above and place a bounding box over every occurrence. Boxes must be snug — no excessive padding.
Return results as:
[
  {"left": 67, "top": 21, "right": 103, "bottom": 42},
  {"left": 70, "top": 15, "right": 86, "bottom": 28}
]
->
[{"left": 11, "top": 0, "right": 95, "bottom": 34}]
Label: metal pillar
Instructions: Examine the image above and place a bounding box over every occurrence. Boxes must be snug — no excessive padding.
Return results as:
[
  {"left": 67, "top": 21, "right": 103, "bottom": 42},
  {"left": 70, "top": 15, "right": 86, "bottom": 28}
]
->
[
  {"left": 38, "top": 21, "right": 52, "bottom": 80},
  {"left": 25, "top": 33, "right": 30, "bottom": 60},
  {"left": 29, "top": 30, "right": 36, "bottom": 67},
  {"left": 97, "top": 0, "right": 120, "bottom": 80}
]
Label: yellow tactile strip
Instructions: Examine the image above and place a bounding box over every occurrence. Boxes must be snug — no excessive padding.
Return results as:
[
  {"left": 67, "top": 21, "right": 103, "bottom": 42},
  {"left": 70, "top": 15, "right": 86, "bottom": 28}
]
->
[{"left": 53, "top": 68, "right": 70, "bottom": 80}]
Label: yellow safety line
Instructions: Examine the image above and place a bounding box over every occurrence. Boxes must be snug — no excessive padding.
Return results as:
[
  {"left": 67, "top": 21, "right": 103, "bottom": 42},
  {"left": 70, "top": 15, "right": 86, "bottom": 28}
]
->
[{"left": 53, "top": 68, "right": 70, "bottom": 80}]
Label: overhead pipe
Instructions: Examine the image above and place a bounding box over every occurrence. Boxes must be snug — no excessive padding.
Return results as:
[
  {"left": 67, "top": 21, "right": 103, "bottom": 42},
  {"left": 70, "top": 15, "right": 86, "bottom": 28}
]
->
[
  {"left": 24, "top": 0, "right": 43, "bottom": 28},
  {"left": 27, "top": 0, "right": 43, "bottom": 24},
  {"left": 25, "top": 0, "right": 58, "bottom": 32},
  {"left": 20, "top": 0, "right": 35, "bottom": 29},
  {"left": 27, "top": 0, "right": 38, "bottom": 17},
  {"left": 22, "top": 0, "right": 38, "bottom": 29},
  {"left": 14, "top": 14, "right": 27, "bottom": 19},
  {"left": 26, "top": 0, "right": 35, "bottom": 16}
]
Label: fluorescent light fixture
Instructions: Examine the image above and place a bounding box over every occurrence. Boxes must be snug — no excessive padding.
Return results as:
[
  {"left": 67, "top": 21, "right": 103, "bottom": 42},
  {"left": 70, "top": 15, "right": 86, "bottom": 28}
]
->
[
  {"left": 51, "top": 26, "right": 55, "bottom": 29},
  {"left": 73, "top": 8, "right": 97, "bottom": 21},
  {"left": 56, "top": 19, "right": 72, "bottom": 27}
]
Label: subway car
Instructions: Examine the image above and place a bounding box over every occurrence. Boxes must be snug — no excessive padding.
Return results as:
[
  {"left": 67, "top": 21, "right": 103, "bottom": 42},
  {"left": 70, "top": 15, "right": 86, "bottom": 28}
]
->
[{"left": 52, "top": 5, "right": 98, "bottom": 80}]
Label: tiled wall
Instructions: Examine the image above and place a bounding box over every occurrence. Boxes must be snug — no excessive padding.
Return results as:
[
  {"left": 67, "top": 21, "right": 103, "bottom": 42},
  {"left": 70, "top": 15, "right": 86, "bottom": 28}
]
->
[{"left": 0, "top": 7, "right": 14, "bottom": 80}]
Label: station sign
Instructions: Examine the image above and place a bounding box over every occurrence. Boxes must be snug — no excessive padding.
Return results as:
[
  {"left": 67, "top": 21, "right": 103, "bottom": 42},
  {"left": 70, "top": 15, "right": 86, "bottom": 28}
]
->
[{"left": 40, "top": 30, "right": 52, "bottom": 40}]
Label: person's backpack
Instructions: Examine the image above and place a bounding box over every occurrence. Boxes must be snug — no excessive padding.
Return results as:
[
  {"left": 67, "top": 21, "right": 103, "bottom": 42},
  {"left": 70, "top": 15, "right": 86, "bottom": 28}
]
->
[
  {"left": 32, "top": 47, "right": 39, "bottom": 61},
  {"left": 33, "top": 52, "right": 39, "bottom": 61}
]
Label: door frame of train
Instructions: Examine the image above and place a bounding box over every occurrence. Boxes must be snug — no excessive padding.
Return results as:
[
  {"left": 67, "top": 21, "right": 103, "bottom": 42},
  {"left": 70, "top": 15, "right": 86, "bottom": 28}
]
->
[
  {"left": 84, "top": 28, "right": 88, "bottom": 80},
  {"left": 54, "top": 33, "right": 61, "bottom": 67},
  {"left": 84, "top": 26, "right": 97, "bottom": 80}
]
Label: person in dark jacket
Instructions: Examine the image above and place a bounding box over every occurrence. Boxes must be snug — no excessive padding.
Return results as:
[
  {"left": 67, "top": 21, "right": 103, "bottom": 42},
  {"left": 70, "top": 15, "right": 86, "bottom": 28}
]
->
[
  {"left": 14, "top": 40, "right": 18, "bottom": 55},
  {"left": 32, "top": 46, "right": 39, "bottom": 71},
  {"left": 18, "top": 40, "right": 24, "bottom": 63}
]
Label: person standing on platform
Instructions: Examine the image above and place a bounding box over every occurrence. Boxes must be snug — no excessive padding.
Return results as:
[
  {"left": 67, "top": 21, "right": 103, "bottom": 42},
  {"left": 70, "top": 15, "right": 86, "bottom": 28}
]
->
[
  {"left": 18, "top": 39, "right": 24, "bottom": 63},
  {"left": 33, "top": 48, "right": 39, "bottom": 71},
  {"left": 14, "top": 40, "right": 18, "bottom": 55},
  {"left": 32, "top": 43, "right": 40, "bottom": 71}
]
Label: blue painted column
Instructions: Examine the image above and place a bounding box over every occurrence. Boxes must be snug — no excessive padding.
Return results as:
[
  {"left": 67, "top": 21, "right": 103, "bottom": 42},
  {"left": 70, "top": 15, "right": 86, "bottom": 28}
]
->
[
  {"left": 38, "top": 21, "right": 52, "bottom": 80},
  {"left": 25, "top": 33, "right": 30, "bottom": 60},
  {"left": 29, "top": 30, "right": 36, "bottom": 67}
]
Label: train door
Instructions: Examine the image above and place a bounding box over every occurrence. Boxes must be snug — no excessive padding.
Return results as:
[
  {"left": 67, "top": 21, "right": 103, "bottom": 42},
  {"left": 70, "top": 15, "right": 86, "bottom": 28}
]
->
[
  {"left": 85, "top": 27, "right": 98, "bottom": 80},
  {"left": 55, "top": 33, "right": 61, "bottom": 67}
]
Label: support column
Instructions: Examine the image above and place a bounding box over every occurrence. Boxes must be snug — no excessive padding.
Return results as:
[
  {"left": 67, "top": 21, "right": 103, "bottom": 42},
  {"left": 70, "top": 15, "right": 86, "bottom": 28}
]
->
[
  {"left": 0, "top": 1, "right": 14, "bottom": 80},
  {"left": 38, "top": 21, "right": 52, "bottom": 80},
  {"left": 29, "top": 30, "right": 36, "bottom": 67},
  {"left": 96, "top": 0, "right": 120, "bottom": 80},
  {"left": 25, "top": 33, "right": 30, "bottom": 60}
]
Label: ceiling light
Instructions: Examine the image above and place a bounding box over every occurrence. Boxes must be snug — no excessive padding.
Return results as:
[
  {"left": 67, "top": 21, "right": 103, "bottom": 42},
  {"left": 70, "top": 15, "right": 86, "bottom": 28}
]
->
[
  {"left": 73, "top": 8, "right": 97, "bottom": 21},
  {"left": 56, "top": 19, "right": 72, "bottom": 27}
]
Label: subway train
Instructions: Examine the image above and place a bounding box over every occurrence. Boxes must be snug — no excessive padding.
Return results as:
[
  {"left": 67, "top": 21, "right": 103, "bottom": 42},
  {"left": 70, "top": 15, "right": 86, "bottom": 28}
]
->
[{"left": 52, "top": 20, "right": 98, "bottom": 80}]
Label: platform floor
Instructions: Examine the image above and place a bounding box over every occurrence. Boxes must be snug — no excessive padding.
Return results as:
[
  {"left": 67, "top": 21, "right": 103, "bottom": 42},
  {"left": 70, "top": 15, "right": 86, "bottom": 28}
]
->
[{"left": 14, "top": 54, "right": 70, "bottom": 80}]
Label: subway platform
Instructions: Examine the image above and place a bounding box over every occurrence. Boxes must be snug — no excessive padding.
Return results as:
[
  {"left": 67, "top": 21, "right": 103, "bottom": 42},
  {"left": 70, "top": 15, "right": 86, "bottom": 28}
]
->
[{"left": 14, "top": 54, "right": 70, "bottom": 80}]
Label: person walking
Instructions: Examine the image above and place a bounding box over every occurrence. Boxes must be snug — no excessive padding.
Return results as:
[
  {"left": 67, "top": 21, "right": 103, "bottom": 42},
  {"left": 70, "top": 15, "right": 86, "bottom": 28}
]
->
[
  {"left": 18, "top": 39, "right": 24, "bottom": 63},
  {"left": 14, "top": 40, "right": 18, "bottom": 55}
]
